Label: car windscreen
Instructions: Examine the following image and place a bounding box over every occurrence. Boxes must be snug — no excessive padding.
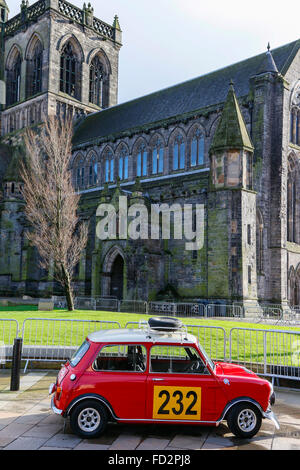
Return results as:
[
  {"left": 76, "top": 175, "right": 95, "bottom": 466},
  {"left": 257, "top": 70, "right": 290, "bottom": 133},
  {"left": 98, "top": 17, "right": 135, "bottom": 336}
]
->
[
  {"left": 197, "top": 341, "right": 215, "bottom": 370},
  {"left": 70, "top": 340, "right": 90, "bottom": 367}
]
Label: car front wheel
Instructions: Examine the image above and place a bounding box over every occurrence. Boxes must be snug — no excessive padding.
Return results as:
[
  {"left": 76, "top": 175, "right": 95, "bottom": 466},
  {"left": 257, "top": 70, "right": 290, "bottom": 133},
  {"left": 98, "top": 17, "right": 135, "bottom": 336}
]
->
[
  {"left": 70, "top": 400, "right": 108, "bottom": 438},
  {"left": 226, "top": 403, "right": 262, "bottom": 438}
]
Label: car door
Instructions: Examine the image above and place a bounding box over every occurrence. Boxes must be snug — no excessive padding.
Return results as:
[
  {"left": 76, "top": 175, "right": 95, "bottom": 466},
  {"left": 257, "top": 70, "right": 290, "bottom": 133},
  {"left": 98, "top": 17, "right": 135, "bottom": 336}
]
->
[
  {"left": 88, "top": 343, "right": 148, "bottom": 419},
  {"left": 146, "top": 343, "right": 226, "bottom": 423}
]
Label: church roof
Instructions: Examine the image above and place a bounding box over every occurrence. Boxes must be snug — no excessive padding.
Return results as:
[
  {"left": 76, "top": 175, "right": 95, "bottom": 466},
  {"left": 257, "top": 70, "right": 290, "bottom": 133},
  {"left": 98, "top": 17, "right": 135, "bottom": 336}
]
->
[
  {"left": 73, "top": 39, "right": 300, "bottom": 147},
  {"left": 210, "top": 82, "right": 254, "bottom": 153}
]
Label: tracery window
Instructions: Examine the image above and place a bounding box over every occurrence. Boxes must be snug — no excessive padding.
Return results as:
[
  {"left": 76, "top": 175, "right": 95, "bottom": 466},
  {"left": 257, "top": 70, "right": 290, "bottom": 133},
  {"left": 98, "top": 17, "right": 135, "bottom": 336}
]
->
[
  {"left": 137, "top": 144, "right": 148, "bottom": 177},
  {"left": 6, "top": 51, "right": 22, "bottom": 106},
  {"left": 60, "top": 42, "right": 81, "bottom": 99},
  {"left": 152, "top": 138, "right": 164, "bottom": 175},
  {"left": 290, "top": 88, "right": 300, "bottom": 146},
  {"left": 88, "top": 154, "right": 98, "bottom": 186},
  {"left": 104, "top": 150, "right": 114, "bottom": 183},
  {"left": 74, "top": 156, "right": 85, "bottom": 190},
  {"left": 191, "top": 129, "right": 205, "bottom": 166},
  {"left": 287, "top": 157, "right": 298, "bottom": 243},
  {"left": 89, "top": 56, "right": 107, "bottom": 107},
  {"left": 26, "top": 39, "right": 43, "bottom": 98},
  {"left": 118, "top": 148, "right": 129, "bottom": 180},
  {"left": 173, "top": 135, "right": 185, "bottom": 171}
]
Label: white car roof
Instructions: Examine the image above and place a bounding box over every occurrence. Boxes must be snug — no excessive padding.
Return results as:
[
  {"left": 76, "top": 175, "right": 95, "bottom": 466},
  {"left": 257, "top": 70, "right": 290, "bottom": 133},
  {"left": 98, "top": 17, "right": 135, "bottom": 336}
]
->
[{"left": 87, "top": 328, "right": 198, "bottom": 345}]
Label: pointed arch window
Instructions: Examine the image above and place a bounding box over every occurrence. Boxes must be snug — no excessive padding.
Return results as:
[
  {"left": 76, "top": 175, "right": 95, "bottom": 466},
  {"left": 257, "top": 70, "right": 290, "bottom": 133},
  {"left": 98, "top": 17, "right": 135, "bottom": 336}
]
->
[
  {"left": 173, "top": 135, "right": 185, "bottom": 171},
  {"left": 104, "top": 150, "right": 114, "bottom": 183},
  {"left": 290, "top": 107, "right": 300, "bottom": 146},
  {"left": 88, "top": 155, "right": 98, "bottom": 186},
  {"left": 7, "top": 52, "right": 22, "bottom": 106},
  {"left": 287, "top": 158, "right": 298, "bottom": 243},
  {"left": 191, "top": 129, "right": 205, "bottom": 166},
  {"left": 89, "top": 56, "right": 105, "bottom": 107},
  {"left": 118, "top": 148, "right": 129, "bottom": 180},
  {"left": 75, "top": 157, "right": 85, "bottom": 189},
  {"left": 26, "top": 39, "right": 43, "bottom": 99},
  {"left": 137, "top": 144, "right": 148, "bottom": 177},
  {"left": 60, "top": 42, "right": 81, "bottom": 99},
  {"left": 152, "top": 138, "right": 164, "bottom": 175}
]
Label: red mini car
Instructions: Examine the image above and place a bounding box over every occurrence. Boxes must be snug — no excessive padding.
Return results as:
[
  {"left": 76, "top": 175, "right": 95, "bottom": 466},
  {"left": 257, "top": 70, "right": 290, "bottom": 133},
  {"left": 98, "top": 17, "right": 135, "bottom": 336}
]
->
[{"left": 49, "top": 317, "right": 279, "bottom": 439}]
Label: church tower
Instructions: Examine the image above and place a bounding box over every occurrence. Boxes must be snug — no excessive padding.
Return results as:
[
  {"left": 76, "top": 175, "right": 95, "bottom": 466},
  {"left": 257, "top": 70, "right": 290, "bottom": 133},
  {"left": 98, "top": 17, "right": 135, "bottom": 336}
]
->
[
  {"left": 0, "top": 0, "right": 122, "bottom": 138},
  {"left": 207, "top": 82, "right": 258, "bottom": 309},
  {"left": 0, "top": 0, "right": 9, "bottom": 111},
  {"left": 0, "top": 0, "right": 122, "bottom": 297}
]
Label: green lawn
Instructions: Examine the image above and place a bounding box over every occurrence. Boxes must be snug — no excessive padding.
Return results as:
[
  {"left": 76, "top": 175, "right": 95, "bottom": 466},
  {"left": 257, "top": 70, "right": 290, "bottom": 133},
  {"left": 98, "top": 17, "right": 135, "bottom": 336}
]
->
[{"left": 1, "top": 306, "right": 300, "bottom": 367}]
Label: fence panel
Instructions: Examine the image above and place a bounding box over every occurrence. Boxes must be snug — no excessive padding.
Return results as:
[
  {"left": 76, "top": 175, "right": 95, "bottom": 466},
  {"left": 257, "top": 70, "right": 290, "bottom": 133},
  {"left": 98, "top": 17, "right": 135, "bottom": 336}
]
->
[
  {"left": 175, "top": 303, "right": 206, "bottom": 317},
  {"left": 0, "top": 319, "right": 19, "bottom": 364},
  {"left": 206, "top": 304, "right": 243, "bottom": 318},
  {"left": 74, "top": 297, "right": 96, "bottom": 310},
  {"left": 94, "top": 298, "right": 119, "bottom": 312},
  {"left": 148, "top": 302, "right": 176, "bottom": 316},
  {"left": 244, "top": 306, "right": 283, "bottom": 319},
  {"left": 119, "top": 300, "right": 148, "bottom": 314},
  {"left": 229, "top": 327, "right": 300, "bottom": 380},
  {"left": 52, "top": 296, "right": 67, "bottom": 309},
  {"left": 21, "top": 318, "right": 121, "bottom": 365},
  {"left": 124, "top": 321, "right": 227, "bottom": 362}
]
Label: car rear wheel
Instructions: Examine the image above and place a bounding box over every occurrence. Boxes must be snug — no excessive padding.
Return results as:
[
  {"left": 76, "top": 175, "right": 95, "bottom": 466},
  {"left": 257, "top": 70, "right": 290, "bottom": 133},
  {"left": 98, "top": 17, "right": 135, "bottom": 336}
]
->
[
  {"left": 70, "top": 400, "right": 108, "bottom": 438},
  {"left": 226, "top": 403, "right": 262, "bottom": 438}
]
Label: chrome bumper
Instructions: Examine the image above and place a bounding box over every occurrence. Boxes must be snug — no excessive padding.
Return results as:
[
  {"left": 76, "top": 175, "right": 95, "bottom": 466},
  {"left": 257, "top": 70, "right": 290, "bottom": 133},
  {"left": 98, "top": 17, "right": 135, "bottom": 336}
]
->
[
  {"left": 263, "top": 408, "right": 280, "bottom": 429},
  {"left": 51, "top": 396, "right": 63, "bottom": 416}
]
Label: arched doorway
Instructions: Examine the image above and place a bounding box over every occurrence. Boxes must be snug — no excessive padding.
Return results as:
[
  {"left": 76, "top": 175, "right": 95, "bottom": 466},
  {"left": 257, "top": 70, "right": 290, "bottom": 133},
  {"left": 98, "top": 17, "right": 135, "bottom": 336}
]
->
[{"left": 110, "top": 254, "right": 124, "bottom": 299}]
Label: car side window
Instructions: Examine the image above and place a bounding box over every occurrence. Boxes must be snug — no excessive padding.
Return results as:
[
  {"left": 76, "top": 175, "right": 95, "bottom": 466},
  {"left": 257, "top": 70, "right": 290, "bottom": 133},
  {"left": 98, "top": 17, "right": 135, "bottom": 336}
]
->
[
  {"left": 93, "top": 344, "right": 147, "bottom": 373},
  {"left": 150, "top": 345, "right": 209, "bottom": 375}
]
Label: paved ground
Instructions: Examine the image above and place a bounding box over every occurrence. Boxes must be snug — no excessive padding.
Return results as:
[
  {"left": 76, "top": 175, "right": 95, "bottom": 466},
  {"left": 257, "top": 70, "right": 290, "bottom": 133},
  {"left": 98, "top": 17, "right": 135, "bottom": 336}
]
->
[{"left": 0, "top": 370, "right": 300, "bottom": 450}]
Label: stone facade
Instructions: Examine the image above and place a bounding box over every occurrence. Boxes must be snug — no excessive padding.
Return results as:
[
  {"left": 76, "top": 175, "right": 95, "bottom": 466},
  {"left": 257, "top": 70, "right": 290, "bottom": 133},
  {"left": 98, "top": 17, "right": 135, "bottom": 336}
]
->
[{"left": 0, "top": 0, "right": 300, "bottom": 308}]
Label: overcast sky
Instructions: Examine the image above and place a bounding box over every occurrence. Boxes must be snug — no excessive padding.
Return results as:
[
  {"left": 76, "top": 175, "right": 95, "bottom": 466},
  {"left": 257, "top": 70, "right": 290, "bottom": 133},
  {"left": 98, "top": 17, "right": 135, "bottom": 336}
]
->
[{"left": 6, "top": 0, "right": 300, "bottom": 104}]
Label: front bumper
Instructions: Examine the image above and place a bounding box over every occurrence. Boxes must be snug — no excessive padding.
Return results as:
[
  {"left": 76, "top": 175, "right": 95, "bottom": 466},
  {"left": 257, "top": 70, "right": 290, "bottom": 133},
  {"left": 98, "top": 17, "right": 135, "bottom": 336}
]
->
[
  {"left": 262, "top": 408, "right": 280, "bottom": 429},
  {"left": 51, "top": 396, "right": 64, "bottom": 416}
]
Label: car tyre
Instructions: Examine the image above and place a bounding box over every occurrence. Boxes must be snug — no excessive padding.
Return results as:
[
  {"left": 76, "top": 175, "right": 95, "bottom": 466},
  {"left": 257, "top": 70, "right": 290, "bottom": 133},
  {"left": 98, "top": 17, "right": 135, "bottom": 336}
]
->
[
  {"left": 226, "top": 403, "right": 262, "bottom": 438},
  {"left": 70, "top": 400, "right": 108, "bottom": 439}
]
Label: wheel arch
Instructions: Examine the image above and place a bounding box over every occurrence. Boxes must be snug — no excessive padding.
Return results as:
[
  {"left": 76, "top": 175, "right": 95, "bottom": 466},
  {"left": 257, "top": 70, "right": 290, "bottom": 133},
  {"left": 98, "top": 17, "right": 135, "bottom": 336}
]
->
[
  {"left": 65, "top": 394, "right": 117, "bottom": 421},
  {"left": 220, "top": 397, "right": 264, "bottom": 422}
]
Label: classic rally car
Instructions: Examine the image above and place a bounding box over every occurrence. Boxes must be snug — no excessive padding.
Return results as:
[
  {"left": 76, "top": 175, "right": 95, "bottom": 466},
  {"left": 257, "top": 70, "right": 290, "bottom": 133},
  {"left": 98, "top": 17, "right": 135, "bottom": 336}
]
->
[{"left": 49, "top": 317, "right": 279, "bottom": 439}]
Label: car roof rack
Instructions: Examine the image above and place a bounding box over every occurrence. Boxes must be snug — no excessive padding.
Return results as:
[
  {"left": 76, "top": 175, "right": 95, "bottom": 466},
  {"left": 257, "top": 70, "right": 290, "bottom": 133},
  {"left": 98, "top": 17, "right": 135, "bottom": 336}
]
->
[{"left": 138, "top": 318, "right": 189, "bottom": 343}]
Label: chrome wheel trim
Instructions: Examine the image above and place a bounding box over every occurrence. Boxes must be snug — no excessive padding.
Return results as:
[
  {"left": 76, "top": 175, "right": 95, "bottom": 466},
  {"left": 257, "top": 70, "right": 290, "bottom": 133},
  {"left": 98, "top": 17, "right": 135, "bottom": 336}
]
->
[
  {"left": 78, "top": 407, "right": 101, "bottom": 433},
  {"left": 237, "top": 409, "right": 257, "bottom": 433}
]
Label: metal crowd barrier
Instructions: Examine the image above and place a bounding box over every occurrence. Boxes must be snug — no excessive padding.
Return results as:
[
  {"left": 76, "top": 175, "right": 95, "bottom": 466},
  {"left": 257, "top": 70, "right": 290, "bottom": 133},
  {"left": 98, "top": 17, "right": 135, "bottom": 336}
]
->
[
  {"left": 125, "top": 321, "right": 227, "bottom": 362},
  {"left": 51, "top": 297, "right": 300, "bottom": 323},
  {"left": 119, "top": 300, "right": 148, "bottom": 313},
  {"left": 175, "top": 303, "right": 206, "bottom": 317},
  {"left": 21, "top": 318, "right": 121, "bottom": 372},
  {"left": 1, "top": 316, "right": 300, "bottom": 384},
  {"left": 229, "top": 327, "right": 300, "bottom": 382},
  {"left": 74, "top": 297, "right": 96, "bottom": 310},
  {"left": 0, "top": 319, "right": 19, "bottom": 365},
  {"left": 148, "top": 302, "right": 177, "bottom": 316},
  {"left": 94, "top": 297, "right": 119, "bottom": 311},
  {"left": 206, "top": 304, "right": 243, "bottom": 318}
]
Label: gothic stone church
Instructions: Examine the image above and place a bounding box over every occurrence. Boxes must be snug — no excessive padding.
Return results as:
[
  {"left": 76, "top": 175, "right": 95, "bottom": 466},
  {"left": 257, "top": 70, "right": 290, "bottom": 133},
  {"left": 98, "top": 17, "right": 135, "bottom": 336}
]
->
[{"left": 0, "top": 0, "right": 300, "bottom": 309}]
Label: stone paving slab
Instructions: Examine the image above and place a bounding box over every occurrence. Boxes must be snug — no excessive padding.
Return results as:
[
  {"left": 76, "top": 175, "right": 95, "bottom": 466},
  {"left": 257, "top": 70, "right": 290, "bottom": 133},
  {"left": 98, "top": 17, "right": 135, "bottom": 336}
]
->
[
  {"left": 136, "top": 437, "right": 170, "bottom": 450},
  {"left": 0, "top": 370, "right": 300, "bottom": 450}
]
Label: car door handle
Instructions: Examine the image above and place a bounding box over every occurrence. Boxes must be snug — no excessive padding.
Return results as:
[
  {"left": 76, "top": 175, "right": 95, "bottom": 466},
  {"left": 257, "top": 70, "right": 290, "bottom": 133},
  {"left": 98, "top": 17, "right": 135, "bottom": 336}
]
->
[{"left": 152, "top": 378, "right": 165, "bottom": 381}]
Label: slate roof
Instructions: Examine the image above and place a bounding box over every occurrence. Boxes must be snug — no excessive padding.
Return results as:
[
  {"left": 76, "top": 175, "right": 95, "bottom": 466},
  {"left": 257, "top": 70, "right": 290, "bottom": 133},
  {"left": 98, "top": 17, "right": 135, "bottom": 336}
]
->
[{"left": 73, "top": 39, "right": 300, "bottom": 147}]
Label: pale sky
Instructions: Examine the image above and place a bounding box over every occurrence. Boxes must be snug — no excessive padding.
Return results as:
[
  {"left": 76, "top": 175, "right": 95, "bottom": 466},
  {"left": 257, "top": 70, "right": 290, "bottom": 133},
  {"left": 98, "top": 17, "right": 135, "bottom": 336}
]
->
[{"left": 6, "top": 0, "right": 300, "bottom": 104}]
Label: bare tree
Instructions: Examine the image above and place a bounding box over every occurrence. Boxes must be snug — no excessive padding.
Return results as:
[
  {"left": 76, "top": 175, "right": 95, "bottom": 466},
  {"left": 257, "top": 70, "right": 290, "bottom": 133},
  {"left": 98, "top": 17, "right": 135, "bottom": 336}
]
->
[{"left": 21, "top": 115, "right": 88, "bottom": 311}]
